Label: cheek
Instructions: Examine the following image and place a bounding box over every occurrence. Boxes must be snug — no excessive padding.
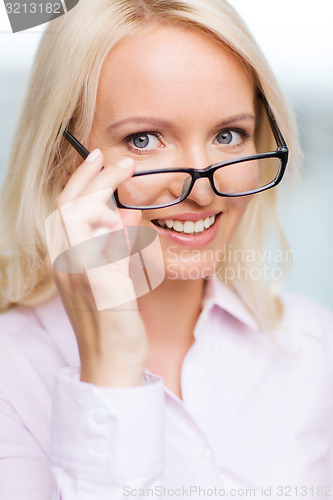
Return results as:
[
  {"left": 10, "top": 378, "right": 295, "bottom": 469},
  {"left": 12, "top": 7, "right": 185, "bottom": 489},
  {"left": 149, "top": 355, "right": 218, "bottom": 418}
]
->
[
  {"left": 217, "top": 196, "right": 252, "bottom": 241},
  {"left": 118, "top": 208, "right": 143, "bottom": 229}
]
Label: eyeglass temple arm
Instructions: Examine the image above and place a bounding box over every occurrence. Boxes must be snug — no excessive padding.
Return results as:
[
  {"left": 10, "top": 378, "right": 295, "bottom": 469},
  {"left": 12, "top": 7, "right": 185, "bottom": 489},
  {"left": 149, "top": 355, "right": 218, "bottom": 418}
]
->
[
  {"left": 258, "top": 92, "right": 287, "bottom": 150},
  {"left": 63, "top": 128, "right": 90, "bottom": 160}
]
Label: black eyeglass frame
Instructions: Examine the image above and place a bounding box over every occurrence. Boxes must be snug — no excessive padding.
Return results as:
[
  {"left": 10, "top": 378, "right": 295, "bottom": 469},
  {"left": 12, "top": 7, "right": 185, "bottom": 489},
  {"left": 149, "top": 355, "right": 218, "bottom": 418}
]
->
[{"left": 62, "top": 92, "right": 289, "bottom": 210}]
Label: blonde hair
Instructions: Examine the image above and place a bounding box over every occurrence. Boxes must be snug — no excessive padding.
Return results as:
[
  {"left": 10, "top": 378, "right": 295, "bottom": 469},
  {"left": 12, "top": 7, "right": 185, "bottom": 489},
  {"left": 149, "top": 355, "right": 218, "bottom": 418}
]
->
[{"left": 0, "top": 0, "right": 300, "bottom": 330}]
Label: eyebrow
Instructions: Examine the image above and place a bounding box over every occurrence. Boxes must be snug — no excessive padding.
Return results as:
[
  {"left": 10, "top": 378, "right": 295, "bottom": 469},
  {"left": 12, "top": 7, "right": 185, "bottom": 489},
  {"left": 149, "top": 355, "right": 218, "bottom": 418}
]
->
[
  {"left": 215, "top": 113, "right": 257, "bottom": 128},
  {"left": 107, "top": 113, "right": 257, "bottom": 131}
]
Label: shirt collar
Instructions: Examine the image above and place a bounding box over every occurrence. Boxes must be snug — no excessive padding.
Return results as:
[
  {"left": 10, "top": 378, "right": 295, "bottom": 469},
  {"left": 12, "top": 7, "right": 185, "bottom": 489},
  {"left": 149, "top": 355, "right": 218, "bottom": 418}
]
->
[
  {"left": 33, "top": 273, "right": 259, "bottom": 366},
  {"left": 200, "top": 274, "right": 260, "bottom": 333}
]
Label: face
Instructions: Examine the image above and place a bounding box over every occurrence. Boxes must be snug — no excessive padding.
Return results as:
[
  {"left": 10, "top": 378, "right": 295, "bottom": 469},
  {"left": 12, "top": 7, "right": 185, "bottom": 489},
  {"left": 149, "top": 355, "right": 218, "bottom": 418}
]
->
[{"left": 89, "top": 24, "right": 257, "bottom": 280}]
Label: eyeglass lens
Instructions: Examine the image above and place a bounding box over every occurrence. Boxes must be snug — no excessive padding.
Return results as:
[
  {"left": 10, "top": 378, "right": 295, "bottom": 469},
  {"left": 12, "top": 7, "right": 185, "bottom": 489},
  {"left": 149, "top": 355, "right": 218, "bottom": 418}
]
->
[{"left": 104, "top": 152, "right": 281, "bottom": 208}]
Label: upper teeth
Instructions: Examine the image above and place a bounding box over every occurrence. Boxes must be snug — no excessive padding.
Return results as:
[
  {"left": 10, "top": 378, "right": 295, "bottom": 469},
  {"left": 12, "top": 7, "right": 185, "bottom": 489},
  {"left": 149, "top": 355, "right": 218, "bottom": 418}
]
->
[{"left": 157, "top": 215, "right": 216, "bottom": 234}]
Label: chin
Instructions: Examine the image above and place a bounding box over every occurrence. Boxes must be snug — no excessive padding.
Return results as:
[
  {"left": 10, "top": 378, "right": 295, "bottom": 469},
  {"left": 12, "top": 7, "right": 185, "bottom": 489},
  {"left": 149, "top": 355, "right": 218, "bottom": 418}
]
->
[{"left": 164, "top": 257, "right": 217, "bottom": 281}]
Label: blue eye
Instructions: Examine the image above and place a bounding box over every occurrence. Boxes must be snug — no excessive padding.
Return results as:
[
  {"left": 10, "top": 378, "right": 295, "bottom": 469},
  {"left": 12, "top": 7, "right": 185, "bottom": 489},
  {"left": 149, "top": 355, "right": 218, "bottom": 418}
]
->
[
  {"left": 216, "top": 130, "right": 241, "bottom": 145},
  {"left": 133, "top": 134, "right": 150, "bottom": 148},
  {"left": 130, "top": 133, "right": 161, "bottom": 151}
]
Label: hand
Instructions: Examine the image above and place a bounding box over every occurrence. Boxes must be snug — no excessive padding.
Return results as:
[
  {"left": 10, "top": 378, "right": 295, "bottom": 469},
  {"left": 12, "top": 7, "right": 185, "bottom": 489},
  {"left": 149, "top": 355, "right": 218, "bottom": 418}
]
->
[{"left": 45, "top": 149, "right": 149, "bottom": 387}]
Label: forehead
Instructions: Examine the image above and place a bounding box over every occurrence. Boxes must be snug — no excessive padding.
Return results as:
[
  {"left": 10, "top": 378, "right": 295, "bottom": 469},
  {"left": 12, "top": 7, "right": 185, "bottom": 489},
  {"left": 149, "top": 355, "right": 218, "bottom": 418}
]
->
[{"left": 96, "top": 24, "right": 255, "bottom": 122}]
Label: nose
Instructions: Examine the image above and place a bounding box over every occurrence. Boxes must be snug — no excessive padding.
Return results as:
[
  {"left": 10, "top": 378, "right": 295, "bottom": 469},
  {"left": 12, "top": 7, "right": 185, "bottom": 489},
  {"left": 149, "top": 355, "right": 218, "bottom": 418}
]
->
[
  {"left": 186, "top": 176, "right": 215, "bottom": 206},
  {"left": 169, "top": 148, "right": 215, "bottom": 206}
]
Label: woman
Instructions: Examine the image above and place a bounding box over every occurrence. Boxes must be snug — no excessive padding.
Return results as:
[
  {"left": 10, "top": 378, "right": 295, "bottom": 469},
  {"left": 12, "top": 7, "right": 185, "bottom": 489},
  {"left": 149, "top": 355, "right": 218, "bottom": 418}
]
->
[{"left": 0, "top": 0, "right": 332, "bottom": 498}]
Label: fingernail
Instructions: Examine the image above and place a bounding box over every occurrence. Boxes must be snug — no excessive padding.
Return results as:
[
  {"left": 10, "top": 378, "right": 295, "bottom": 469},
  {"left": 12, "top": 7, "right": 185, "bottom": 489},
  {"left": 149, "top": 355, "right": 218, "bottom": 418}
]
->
[
  {"left": 86, "top": 149, "right": 101, "bottom": 162},
  {"left": 117, "top": 158, "right": 134, "bottom": 169}
]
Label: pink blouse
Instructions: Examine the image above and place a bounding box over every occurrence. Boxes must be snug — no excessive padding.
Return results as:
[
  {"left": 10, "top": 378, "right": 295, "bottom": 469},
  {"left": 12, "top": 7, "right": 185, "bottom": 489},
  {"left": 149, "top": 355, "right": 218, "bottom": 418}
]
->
[{"left": 0, "top": 275, "right": 332, "bottom": 499}]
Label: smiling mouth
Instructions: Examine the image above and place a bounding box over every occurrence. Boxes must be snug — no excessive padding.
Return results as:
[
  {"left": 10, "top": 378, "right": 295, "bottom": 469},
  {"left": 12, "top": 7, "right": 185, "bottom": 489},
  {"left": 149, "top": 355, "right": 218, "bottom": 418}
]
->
[{"left": 151, "top": 214, "right": 220, "bottom": 234}]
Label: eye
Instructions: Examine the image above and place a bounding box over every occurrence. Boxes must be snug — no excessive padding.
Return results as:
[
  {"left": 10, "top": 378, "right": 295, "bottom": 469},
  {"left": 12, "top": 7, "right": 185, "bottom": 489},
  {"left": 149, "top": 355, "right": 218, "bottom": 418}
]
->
[
  {"left": 127, "top": 132, "right": 161, "bottom": 152},
  {"left": 215, "top": 130, "right": 244, "bottom": 146}
]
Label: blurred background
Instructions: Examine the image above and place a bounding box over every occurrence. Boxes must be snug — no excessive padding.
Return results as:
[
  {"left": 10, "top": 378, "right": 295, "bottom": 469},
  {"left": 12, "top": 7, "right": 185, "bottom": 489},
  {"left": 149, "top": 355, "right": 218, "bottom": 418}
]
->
[{"left": 0, "top": 0, "right": 332, "bottom": 309}]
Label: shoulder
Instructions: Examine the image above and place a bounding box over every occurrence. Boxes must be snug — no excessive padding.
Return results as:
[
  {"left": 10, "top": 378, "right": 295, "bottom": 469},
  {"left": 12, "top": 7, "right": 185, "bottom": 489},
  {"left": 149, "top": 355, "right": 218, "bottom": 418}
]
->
[
  {"left": 0, "top": 302, "right": 56, "bottom": 380},
  {"left": 279, "top": 292, "right": 333, "bottom": 339},
  {"left": 277, "top": 292, "right": 333, "bottom": 377},
  {"left": 0, "top": 304, "right": 45, "bottom": 354},
  {"left": 0, "top": 294, "right": 75, "bottom": 353},
  {"left": 0, "top": 296, "right": 78, "bottom": 397}
]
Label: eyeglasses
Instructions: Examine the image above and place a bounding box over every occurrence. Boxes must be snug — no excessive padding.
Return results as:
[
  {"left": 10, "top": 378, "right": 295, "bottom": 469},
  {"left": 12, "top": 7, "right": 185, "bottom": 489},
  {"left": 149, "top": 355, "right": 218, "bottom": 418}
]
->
[{"left": 62, "top": 93, "right": 288, "bottom": 210}]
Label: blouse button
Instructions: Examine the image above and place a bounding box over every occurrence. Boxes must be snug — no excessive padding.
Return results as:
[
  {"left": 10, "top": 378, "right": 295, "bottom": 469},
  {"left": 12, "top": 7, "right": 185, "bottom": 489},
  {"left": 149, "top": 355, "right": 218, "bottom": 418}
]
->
[
  {"left": 90, "top": 438, "right": 108, "bottom": 455},
  {"left": 92, "top": 409, "right": 110, "bottom": 424}
]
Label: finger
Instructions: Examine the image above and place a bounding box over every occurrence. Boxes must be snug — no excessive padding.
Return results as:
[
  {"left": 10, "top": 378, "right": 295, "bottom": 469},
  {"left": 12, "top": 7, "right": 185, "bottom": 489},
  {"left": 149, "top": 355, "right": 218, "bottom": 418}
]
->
[
  {"left": 59, "top": 149, "right": 104, "bottom": 205},
  {"left": 78, "top": 157, "right": 135, "bottom": 201},
  {"left": 58, "top": 195, "right": 123, "bottom": 247}
]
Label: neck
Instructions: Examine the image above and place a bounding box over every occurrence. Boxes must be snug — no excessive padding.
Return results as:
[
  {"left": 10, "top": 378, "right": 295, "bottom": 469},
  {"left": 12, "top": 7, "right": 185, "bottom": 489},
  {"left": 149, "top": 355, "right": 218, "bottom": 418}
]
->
[{"left": 137, "top": 277, "right": 205, "bottom": 348}]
